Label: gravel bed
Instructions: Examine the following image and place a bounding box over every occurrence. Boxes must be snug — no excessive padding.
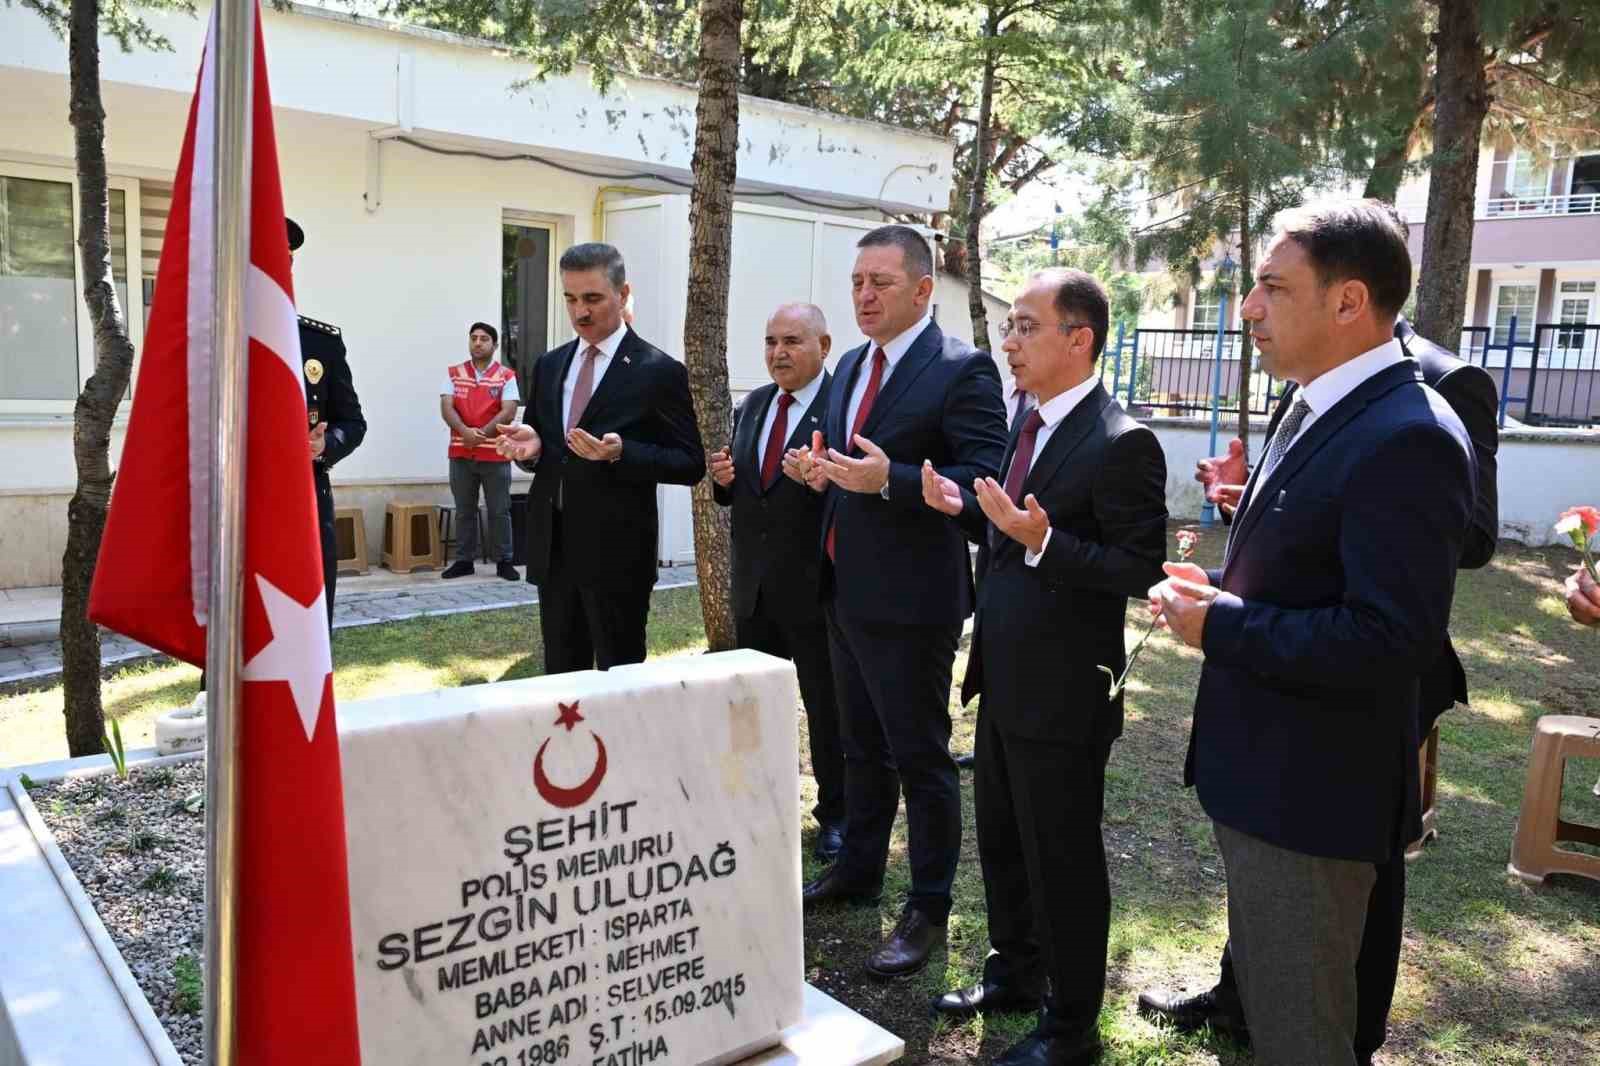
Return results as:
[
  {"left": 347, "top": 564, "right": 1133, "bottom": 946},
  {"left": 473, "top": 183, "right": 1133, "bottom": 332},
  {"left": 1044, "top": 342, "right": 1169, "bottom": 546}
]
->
[{"left": 29, "top": 761, "right": 207, "bottom": 1064}]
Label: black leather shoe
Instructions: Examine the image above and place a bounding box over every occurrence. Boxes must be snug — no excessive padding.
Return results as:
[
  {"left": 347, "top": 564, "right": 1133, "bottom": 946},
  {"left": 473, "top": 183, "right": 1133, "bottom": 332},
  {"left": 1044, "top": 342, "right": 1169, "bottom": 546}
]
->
[
  {"left": 1135, "top": 986, "right": 1248, "bottom": 1036},
  {"left": 813, "top": 823, "right": 844, "bottom": 864},
  {"left": 496, "top": 560, "right": 520, "bottom": 581},
  {"left": 931, "top": 979, "right": 1041, "bottom": 1018},
  {"left": 800, "top": 867, "right": 879, "bottom": 908},
  {"left": 441, "top": 560, "right": 475, "bottom": 579},
  {"left": 994, "top": 1032, "right": 1102, "bottom": 1066},
  {"left": 954, "top": 752, "right": 977, "bottom": 770},
  {"left": 865, "top": 910, "right": 946, "bottom": 979}
]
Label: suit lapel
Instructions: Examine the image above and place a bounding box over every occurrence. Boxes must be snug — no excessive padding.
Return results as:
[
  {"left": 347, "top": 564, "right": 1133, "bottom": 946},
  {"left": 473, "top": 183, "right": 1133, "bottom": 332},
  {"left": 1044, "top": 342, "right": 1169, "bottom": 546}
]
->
[
  {"left": 1022, "top": 384, "right": 1110, "bottom": 499},
  {"left": 789, "top": 369, "right": 830, "bottom": 452},
  {"left": 740, "top": 383, "right": 775, "bottom": 481},
  {"left": 576, "top": 329, "right": 638, "bottom": 431},
  {"left": 1226, "top": 362, "right": 1416, "bottom": 567},
  {"left": 858, "top": 321, "right": 941, "bottom": 445},
  {"left": 547, "top": 340, "right": 579, "bottom": 433}
]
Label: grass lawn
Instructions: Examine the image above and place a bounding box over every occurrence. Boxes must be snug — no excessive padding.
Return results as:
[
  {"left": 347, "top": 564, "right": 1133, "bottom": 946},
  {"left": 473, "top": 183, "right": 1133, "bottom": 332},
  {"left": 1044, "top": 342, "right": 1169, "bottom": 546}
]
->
[{"left": 4, "top": 535, "right": 1598, "bottom": 1064}]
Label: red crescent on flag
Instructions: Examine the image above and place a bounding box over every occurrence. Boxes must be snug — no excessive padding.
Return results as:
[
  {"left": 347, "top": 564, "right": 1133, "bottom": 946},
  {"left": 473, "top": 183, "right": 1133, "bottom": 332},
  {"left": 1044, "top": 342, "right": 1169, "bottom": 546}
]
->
[{"left": 533, "top": 732, "right": 608, "bottom": 808}]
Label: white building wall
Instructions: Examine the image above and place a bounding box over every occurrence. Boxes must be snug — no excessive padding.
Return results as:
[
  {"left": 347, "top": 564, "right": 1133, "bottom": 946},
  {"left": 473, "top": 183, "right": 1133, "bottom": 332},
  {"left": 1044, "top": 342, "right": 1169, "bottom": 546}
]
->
[{"left": 0, "top": 0, "right": 959, "bottom": 586}]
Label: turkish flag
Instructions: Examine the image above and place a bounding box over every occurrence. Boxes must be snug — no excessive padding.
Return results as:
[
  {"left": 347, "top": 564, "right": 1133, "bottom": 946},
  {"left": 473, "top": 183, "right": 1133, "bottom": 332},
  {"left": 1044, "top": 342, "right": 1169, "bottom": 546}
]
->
[{"left": 88, "top": 5, "right": 362, "bottom": 1062}]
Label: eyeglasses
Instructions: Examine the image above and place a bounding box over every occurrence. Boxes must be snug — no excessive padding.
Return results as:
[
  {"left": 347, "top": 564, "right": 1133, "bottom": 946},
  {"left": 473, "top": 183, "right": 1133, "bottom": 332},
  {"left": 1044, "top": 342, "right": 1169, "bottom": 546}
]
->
[{"left": 999, "top": 319, "right": 1094, "bottom": 340}]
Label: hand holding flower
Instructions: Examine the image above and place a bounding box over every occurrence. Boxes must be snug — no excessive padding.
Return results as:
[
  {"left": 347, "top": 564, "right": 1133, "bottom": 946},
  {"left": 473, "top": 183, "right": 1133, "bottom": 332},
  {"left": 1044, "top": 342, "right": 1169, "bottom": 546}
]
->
[{"left": 1100, "top": 529, "right": 1201, "bottom": 698}]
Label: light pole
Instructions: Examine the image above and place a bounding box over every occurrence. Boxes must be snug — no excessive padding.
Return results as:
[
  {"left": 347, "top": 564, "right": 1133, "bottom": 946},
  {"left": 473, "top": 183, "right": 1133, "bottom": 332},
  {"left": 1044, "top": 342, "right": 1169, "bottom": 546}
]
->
[{"left": 1200, "top": 252, "right": 1237, "bottom": 527}]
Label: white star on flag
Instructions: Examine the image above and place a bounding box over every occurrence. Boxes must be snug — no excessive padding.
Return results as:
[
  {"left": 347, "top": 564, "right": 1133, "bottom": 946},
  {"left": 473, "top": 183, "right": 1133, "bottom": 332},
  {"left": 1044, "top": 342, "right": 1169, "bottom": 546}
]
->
[{"left": 242, "top": 574, "right": 332, "bottom": 742}]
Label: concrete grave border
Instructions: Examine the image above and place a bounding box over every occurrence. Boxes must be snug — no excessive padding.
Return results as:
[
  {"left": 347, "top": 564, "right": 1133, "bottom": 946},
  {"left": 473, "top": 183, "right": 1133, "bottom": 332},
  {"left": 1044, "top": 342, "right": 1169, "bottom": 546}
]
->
[
  {"left": 0, "top": 747, "right": 194, "bottom": 1066},
  {"left": 0, "top": 744, "right": 902, "bottom": 1066}
]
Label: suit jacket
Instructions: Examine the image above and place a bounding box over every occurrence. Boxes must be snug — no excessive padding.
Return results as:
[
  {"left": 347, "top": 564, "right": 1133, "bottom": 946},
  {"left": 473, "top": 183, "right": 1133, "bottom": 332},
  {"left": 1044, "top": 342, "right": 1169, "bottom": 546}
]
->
[
  {"left": 520, "top": 329, "right": 705, "bottom": 588},
  {"left": 713, "top": 373, "right": 833, "bottom": 623},
  {"left": 820, "top": 322, "right": 1007, "bottom": 625},
  {"left": 1257, "top": 321, "right": 1499, "bottom": 725},
  {"left": 957, "top": 383, "right": 1169, "bottom": 744},
  {"left": 1187, "top": 361, "right": 1477, "bottom": 862},
  {"left": 300, "top": 315, "right": 365, "bottom": 524}
]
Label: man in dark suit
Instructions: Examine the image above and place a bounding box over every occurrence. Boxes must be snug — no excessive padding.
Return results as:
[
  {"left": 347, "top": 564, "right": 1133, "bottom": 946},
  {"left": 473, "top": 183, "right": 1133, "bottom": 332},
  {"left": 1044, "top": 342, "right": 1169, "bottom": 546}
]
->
[
  {"left": 1143, "top": 314, "right": 1500, "bottom": 1064},
  {"left": 953, "top": 374, "right": 1034, "bottom": 773},
  {"left": 923, "top": 269, "right": 1168, "bottom": 1066},
  {"left": 288, "top": 217, "right": 366, "bottom": 626},
  {"left": 1149, "top": 199, "right": 1476, "bottom": 1064},
  {"left": 709, "top": 302, "right": 845, "bottom": 863},
  {"left": 497, "top": 242, "right": 704, "bottom": 672},
  {"left": 786, "top": 225, "right": 1007, "bottom": 977}
]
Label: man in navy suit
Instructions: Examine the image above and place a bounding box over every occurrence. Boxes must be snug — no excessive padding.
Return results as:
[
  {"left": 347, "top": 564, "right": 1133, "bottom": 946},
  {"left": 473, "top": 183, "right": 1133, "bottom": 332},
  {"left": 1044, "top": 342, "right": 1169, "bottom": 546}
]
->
[
  {"left": 786, "top": 225, "right": 1008, "bottom": 977},
  {"left": 498, "top": 243, "right": 705, "bottom": 672},
  {"left": 1150, "top": 199, "right": 1476, "bottom": 1064},
  {"left": 710, "top": 303, "right": 845, "bottom": 863},
  {"left": 1143, "top": 314, "right": 1500, "bottom": 1064}
]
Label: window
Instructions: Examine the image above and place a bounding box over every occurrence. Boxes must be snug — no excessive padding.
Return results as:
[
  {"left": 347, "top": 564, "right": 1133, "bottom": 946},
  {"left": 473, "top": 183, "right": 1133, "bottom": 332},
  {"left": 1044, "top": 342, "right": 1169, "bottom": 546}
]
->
[
  {"left": 139, "top": 181, "right": 172, "bottom": 330},
  {"left": 0, "top": 175, "right": 80, "bottom": 401},
  {"left": 1568, "top": 152, "right": 1600, "bottom": 214},
  {"left": 501, "top": 221, "right": 553, "bottom": 391},
  {"left": 1506, "top": 150, "right": 1551, "bottom": 200},
  {"left": 0, "top": 164, "right": 144, "bottom": 413},
  {"left": 1556, "top": 280, "right": 1595, "bottom": 351},
  {"left": 1490, "top": 283, "right": 1537, "bottom": 346},
  {"left": 1190, "top": 288, "right": 1222, "bottom": 333}
]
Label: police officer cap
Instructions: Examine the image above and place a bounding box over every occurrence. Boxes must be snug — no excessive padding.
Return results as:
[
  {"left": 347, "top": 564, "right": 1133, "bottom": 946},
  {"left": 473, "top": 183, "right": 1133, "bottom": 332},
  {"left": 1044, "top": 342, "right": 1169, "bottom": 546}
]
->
[{"left": 286, "top": 217, "right": 305, "bottom": 252}]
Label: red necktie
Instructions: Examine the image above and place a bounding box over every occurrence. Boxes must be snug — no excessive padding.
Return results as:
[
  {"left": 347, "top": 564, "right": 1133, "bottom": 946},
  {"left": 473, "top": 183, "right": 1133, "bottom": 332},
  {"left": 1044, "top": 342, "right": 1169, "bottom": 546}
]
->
[
  {"left": 827, "top": 347, "right": 887, "bottom": 561},
  {"left": 760, "top": 392, "right": 794, "bottom": 490},
  {"left": 1003, "top": 409, "right": 1046, "bottom": 506}
]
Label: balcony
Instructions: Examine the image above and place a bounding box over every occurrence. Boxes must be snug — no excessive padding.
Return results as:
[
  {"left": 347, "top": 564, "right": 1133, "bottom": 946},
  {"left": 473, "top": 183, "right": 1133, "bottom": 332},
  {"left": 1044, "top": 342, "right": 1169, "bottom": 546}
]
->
[{"left": 1485, "top": 192, "right": 1600, "bottom": 219}]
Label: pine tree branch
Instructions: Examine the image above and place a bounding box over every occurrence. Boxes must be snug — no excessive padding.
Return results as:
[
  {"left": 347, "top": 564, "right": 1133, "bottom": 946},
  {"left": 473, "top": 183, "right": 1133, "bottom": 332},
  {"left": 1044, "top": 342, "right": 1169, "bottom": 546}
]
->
[{"left": 1007, "top": 152, "right": 1056, "bottom": 194}]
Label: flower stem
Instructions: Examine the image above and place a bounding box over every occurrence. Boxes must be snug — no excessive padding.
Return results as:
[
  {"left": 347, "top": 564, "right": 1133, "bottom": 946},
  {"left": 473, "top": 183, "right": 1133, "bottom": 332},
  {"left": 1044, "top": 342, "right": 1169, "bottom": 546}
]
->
[{"left": 1110, "top": 608, "right": 1164, "bottom": 693}]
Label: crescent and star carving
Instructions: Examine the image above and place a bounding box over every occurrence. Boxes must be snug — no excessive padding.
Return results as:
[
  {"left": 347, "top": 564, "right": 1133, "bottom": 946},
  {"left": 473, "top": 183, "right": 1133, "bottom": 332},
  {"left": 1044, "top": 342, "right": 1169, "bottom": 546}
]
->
[{"left": 532, "top": 701, "right": 608, "bottom": 808}]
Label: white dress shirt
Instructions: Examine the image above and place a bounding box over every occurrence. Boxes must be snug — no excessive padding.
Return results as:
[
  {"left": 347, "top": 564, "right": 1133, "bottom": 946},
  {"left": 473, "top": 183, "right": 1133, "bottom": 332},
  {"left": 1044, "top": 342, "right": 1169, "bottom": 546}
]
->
[
  {"left": 755, "top": 367, "right": 825, "bottom": 470},
  {"left": 1014, "top": 373, "right": 1103, "bottom": 566},
  {"left": 1243, "top": 337, "right": 1406, "bottom": 516},
  {"left": 1004, "top": 377, "right": 1033, "bottom": 427},
  {"left": 844, "top": 313, "right": 932, "bottom": 440},
  {"left": 561, "top": 320, "right": 629, "bottom": 430}
]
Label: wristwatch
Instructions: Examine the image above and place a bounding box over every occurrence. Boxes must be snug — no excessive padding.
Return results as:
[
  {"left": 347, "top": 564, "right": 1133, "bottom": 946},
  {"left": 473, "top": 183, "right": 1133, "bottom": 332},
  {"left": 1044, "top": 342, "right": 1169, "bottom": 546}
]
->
[{"left": 879, "top": 478, "right": 891, "bottom": 500}]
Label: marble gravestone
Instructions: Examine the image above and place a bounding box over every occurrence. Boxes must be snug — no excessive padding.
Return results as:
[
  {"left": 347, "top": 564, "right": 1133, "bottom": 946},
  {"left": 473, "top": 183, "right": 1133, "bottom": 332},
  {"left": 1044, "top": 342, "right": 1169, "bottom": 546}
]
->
[{"left": 338, "top": 650, "right": 804, "bottom": 1066}]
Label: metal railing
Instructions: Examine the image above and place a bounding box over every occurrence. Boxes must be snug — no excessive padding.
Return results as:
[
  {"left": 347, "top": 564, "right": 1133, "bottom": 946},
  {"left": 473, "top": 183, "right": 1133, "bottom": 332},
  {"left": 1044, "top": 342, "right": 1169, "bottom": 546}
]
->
[
  {"left": 1484, "top": 192, "right": 1600, "bottom": 218},
  {"left": 1457, "top": 317, "right": 1600, "bottom": 428},
  {"left": 1094, "top": 320, "right": 1600, "bottom": 429},
  {"left": 1099, "top": 325, "right": 1283, "bottom": 417}
]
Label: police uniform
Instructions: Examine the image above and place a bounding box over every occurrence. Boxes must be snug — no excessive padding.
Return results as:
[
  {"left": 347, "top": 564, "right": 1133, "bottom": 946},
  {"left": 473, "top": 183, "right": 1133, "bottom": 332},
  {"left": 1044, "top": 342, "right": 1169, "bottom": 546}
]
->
[{"left": 291, "top": 218, "right": 367, "bottom": 624}]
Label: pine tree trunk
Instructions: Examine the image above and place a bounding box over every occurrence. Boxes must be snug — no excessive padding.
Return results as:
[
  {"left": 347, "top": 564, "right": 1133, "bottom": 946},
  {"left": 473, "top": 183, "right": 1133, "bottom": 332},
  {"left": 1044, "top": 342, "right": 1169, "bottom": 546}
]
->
[
  {"left": 1234, "top": 180, "right": 1254, "bottom": 456},
  {"left": 62, "top": 0, "right": 136, "bottom": 756},
  {"left": 682, "top": 0, "right": 742, "bottom": 652},
  {"left": 964, "top": 7, "right": 999, "bottom": 347},
  {"left": 1415, "top": 0, "right": 1488, "bottom": 347}
]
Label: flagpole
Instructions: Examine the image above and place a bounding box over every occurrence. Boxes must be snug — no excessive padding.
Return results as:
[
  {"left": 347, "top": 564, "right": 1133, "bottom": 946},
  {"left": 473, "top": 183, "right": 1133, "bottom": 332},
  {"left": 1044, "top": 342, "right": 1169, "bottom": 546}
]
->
[{"left": 204, "top": 0, "right": 255, "bottom": 1062}]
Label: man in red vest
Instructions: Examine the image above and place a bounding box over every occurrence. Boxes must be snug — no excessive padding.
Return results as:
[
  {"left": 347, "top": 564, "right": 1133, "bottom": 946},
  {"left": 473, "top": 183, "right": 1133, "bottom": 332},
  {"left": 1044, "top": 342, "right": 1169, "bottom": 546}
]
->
[{"left": 440, "top": 321, "right": 521, "bottom": 580}]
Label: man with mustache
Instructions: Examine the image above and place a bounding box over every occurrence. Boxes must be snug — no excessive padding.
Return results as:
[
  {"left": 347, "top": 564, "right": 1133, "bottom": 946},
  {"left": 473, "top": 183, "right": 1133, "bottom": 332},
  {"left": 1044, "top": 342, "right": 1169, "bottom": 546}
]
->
[
  {"left": 710, "top": 303, "right": 845, "bottom": 863},
  {"left": 498, "top": 242, "right": 704, "bottom": 672}
]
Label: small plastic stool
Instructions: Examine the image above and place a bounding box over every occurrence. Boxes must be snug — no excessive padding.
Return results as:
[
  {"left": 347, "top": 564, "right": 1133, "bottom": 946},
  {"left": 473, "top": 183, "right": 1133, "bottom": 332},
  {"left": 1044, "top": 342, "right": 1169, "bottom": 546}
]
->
[
  {"left": 333, "top": 507, "right": 369, "bottom": 575},
  {"left": 381, "top": 502, "right": 442, "bottom": 573},
  {"left": 1507, "top": 715, "right": 1600, "bottom": 886}
]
